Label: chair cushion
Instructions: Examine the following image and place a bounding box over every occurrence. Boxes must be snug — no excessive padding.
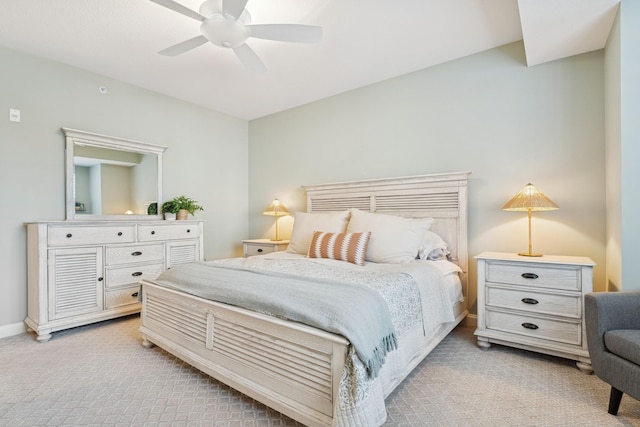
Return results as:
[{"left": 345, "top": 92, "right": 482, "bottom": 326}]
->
[{"left": 604, "top": 329, "right": 640, "bottom": 366}]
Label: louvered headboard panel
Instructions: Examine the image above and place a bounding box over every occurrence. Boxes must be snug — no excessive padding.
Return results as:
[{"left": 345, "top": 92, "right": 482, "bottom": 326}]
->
[{"left": 303, "top": 172, "right": 471, "bottom": 277}]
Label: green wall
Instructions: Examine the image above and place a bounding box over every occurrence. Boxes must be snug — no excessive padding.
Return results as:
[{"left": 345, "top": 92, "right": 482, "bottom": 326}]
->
[
  {"left": 0, "top": 45, "right": 249, "bottom": 333},
  {"left": 249, "top": 41, "right": 607, "bottom": 315}
]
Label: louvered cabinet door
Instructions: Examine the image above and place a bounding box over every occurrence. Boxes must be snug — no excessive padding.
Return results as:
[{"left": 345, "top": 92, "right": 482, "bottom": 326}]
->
[
  {"left": 166, "top": 240, "right": 200, "bottom": 268},
  {"left": 48, "top": 247, "right": 104, "bottom": 320}
]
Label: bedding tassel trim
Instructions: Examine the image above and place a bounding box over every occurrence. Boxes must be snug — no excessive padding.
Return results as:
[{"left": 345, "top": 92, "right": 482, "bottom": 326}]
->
[{"left": 365, "top": 333, "right": 398, "bottom": 378}]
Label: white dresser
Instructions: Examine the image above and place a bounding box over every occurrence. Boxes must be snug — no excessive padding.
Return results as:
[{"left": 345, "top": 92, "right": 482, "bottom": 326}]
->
[
  {"left": 474, "top": 252, "right": 595, "bottom": 373},
  {"left": 26, "top": 220, "right": 204, "bottom": 341}
]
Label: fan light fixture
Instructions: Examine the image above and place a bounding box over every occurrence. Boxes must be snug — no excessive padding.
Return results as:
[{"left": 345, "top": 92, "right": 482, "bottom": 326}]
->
[
  {"left": 263, "top": 198, "right": 289, "bottom": 241},
  {"left": 149, "top": 0, "right": 323, "bottom": 73},
  {"left": 502, "top": 183, "right": 558, "bottom": 257}
]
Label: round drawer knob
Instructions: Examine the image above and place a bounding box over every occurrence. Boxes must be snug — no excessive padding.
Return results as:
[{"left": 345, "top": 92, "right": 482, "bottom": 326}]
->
[
  {"left": 66, "top": 233, "right": 72, "bottom": 238},
  {"left": 117, "top": 232, "right": 123, "bottom": 236},
  {"left": 257, "top": 248, "right": 263, "bottom": 253},
  {"left": 151, "top": 230, "right": 156, "bottom": 235}
]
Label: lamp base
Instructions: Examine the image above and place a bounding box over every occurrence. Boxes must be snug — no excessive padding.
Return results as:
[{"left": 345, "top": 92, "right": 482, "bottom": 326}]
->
[{"left": 518, "top": 252, "right": 543, "bottom": 257}]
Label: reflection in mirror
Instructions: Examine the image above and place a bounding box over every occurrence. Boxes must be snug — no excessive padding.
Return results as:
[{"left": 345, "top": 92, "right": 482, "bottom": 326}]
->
[{"left": 63, "top": 128, "right": 167, "bottom": 220}]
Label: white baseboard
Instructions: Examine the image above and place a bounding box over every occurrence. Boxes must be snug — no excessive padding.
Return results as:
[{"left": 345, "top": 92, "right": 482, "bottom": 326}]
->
[
  {"left": 0, "top": 321, "right": 27, "bottom": 339},
  {"left": 462, "top": 313, "right": 477, "bottom": 328}
]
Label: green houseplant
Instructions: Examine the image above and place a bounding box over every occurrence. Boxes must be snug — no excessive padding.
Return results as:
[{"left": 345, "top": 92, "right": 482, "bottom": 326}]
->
[
  {"left": 161, "top": 200, "right": 179, "bottom": 220},
  {"left": 168, "top": 196, "right": 204, "bottom": 220}
]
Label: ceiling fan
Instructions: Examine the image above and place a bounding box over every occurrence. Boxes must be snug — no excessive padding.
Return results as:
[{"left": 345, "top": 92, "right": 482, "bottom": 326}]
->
[{"left": 150, "top": 0, "right": 323, "bottom": 73}]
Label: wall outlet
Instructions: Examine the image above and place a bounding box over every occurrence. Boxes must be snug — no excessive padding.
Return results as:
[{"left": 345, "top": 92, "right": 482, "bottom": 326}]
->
[{"left": 9, "top": 108, "right": 20, "bottom": 123}]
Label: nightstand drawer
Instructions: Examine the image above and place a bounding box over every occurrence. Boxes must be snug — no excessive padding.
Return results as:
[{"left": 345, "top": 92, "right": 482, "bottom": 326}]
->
[
  {"left": 245, "top": 244, "right": 277, "bottom": 257},
  {"left": 486, "top": 309, "right": 582, "bottom": 346},
  {"left": 486, "top": 286, "right": 581, "bottom": 318},
  {"left": 486, "top": 262, "right": 581, "bottom": 291}
]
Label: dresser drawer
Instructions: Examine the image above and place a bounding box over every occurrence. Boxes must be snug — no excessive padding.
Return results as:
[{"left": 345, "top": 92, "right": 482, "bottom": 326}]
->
[
  {"left": 105, "top": 244, "right": 164, "bottom": 266},
  {"left": 105, "top": 263, "right": 165, "bottom": 288},
  {"left": 105, "top": 285, "right": 141, "bottom": 309},
  {"left": 486, "top": 309, "right": 582, "bottom": 346},
  {"left": 138, "top": 224, "right": 200, "bottom": 242},
  {"left": 486, "top": 262, "right": 581, "bottom": 291},
  {"left": 486, "top": 286, "right": 581, "bottom": 318},
  {"left": 48, "top": 225, "right": 135, "bottom": 246}
]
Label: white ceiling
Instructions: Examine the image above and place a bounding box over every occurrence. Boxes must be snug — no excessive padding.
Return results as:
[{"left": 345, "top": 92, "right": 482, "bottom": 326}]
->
[{"left": 0, "top": 0, "right": 620, "bottom": 120}]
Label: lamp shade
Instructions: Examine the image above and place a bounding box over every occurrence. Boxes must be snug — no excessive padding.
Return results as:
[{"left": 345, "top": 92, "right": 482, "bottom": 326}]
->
[
  {"left": 502, "top": 183, "right": 559, "bottom": 212},
  {"left": 263, "top": 198, "right": 289, "bottom": 217}
]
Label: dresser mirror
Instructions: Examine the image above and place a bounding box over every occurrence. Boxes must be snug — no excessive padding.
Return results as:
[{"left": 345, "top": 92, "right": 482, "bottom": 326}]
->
[{"left": 63, "top": 127, "right": 167, "bottom": 220}]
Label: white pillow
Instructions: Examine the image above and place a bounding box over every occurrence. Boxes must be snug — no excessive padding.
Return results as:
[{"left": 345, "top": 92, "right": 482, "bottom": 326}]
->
[
  {"left": 418, "top": 230, "right": 451, "bottom": 260},
  {"left": 287, "top": 210, "right": 351, "bottom": 255},
  {"left": 346, "top": 209, "right": 433, "bottom": 263}
]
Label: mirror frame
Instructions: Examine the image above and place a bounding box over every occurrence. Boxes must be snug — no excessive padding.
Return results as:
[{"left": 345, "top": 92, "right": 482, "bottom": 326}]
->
[{"left": 62, "top": 127, "right": 167, "bottom": 221}]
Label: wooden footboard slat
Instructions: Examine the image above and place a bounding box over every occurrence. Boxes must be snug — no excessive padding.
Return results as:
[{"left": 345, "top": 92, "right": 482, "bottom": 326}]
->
[{"left": 212, "top": 321, "right": 333, "bottom": 398}]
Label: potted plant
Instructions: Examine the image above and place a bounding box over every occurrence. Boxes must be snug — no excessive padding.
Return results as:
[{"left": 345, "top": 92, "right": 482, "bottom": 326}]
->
[
  {"left": 169, "top": 196, "right": 204, "bottom": 220},
  {"left": 161, "top": 200, "right": 179, "bottom": 221}
]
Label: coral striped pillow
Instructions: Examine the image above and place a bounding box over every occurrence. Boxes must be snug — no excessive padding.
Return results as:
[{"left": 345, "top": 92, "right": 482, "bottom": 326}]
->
[{"left": 308, "top": 231, "right": 371, "bottom": 266}]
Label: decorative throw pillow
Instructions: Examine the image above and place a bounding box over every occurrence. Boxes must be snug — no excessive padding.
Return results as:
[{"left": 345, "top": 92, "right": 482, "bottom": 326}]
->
[
  {"left": 347, "top": 209, "right": 433, "bottom": 263},
  {"left": 308, "top": 231, "right": 371, "bottom": 266},
  {"left": 287, "top": 210, "right": 351, "bottom": 255},
  {"left": 418, "top": 230, "right": 451, "bottom": 260}
]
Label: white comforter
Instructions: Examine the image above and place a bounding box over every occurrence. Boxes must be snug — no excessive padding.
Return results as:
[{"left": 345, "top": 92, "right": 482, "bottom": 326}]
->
[{"left": 215, "top": 252, "right": 463, "bottom": 426}]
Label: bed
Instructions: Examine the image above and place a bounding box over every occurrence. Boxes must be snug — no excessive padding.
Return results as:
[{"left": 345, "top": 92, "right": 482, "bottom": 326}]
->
[{"left": 138, "top": 171, "right": 471, "bottom": 426}]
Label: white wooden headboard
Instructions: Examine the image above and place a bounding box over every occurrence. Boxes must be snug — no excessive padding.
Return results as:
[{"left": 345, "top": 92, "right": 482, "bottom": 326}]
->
[{"left": 302, "top": 171, "right": 471, "bottom": 278}]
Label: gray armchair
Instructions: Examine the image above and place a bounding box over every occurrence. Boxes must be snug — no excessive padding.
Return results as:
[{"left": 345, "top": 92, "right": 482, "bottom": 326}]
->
[{"left": 585, "top": 291, "right": 640, "bottom": 415}]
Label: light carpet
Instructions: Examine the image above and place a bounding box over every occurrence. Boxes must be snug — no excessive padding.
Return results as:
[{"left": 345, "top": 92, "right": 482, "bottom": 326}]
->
[{"left": 1, "top": 315, "right": 639, "bottom": 426}]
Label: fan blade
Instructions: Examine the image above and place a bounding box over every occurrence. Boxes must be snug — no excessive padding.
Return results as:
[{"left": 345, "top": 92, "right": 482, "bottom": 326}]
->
[
  {"left": 149, "top": 0, "right": 206, "bottom": 22},
  {"left": 222, "top": 0, "right": 248, "bottom": 20},
  {"left": 247, "top": 24, "right": 322, "bottom": 43},
  {"left": 233, "top": 43, "right": 266, "bottom": 73},
  {"left": 159, "top": 35, "right": 208, "bottom": 56}
]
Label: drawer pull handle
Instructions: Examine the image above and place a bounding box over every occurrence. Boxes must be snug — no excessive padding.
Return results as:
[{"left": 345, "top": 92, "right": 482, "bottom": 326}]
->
[
  {"left": 522, "top": 322, "right": 539, "bottom": 330},
  {"left": 151, "top": 230, "right": 156, "bottom": 235},
  {"left": 521, "top": 298, "right": 539, "bottom": 305},
  {"left": 66, "top": 233, "right": 72, "bottom": 238},
  {"left": 186, "top": 229, "right": 191, "bottom": 233},
  {"left": 131, "top": 272, "right": 143, "bottom": 277},
  {"left": 521, "top": 273, "right": 539, "bottom": 280},
  {"left": 98, "top": 277, "right": 103, "bottom": 281},
  {"left": 131, "top": 292, "right": 139, "bottom": 298},
  {"left": 131, "top": 251, "right": 143, "bottom": 256},
  {"left": 117, "top": 232, "right": 123, "bottom": 236},
  {"left": 257, "top": 248, "right": 263, "bottom": 253}
]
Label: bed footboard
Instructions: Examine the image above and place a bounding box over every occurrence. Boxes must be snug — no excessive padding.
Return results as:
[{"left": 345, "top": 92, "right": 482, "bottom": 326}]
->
[{"left": 139, "top": 280, "right": 349, "bottom": 427}]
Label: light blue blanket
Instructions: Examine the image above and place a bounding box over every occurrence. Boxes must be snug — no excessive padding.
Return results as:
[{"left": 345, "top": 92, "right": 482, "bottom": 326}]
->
[{"left": 153, "top": 261, "right": 397, "bottom": 379}]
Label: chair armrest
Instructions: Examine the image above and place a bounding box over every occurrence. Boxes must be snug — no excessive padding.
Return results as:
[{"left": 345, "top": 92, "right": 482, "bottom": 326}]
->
[{"left": 585, "top": 291, "right": 640, "bottom": 369}]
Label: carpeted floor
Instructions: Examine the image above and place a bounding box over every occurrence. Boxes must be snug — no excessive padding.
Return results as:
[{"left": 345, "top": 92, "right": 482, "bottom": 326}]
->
[{"left": 1, "top": 315, "right": 639, "bottom": 426}]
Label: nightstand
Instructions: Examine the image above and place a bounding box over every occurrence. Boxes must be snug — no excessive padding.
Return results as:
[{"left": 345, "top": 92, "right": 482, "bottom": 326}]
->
[
  {"left": 242, "top": 239, "right": 289, "bottom": 257},
  {"left": 474, "top": 252, "right": 595, "bottom": 373}
]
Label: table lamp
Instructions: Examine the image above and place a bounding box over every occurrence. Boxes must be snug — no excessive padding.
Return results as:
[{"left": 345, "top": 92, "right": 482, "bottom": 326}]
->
[
  {"left": 502, "top": 183, "right": 558, "bottom": 257},
  {"left": 263, "top": 198, "right": 289, "bottom": 241}
]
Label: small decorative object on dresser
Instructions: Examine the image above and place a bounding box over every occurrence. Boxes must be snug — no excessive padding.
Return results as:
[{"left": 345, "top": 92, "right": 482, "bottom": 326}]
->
[
  {"left": 165, "top": 196, "right": 204, "bottom": 220},
  {"left": 474, "top": 252, "right": 595, "bottom": 373},
  {"left": 242, "top": 239, "right": 289, "bottom": 257}
]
